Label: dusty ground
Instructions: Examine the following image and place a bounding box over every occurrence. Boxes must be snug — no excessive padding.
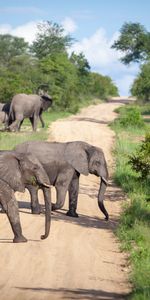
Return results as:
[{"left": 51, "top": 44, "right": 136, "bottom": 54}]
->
[{"left": 0, "top": 102, "right": 131, "bottom": 300}]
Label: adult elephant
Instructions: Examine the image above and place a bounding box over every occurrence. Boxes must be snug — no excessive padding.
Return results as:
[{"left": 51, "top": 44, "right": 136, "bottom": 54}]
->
[
  {"left": 15, "top": 141, "right": 109, "bottom": 220},
  {"left": 0, "top": 151, "right": 51, "bottom": 243},
  {"left": 8, "top": 92, "right": 52, "bottom": 132}
]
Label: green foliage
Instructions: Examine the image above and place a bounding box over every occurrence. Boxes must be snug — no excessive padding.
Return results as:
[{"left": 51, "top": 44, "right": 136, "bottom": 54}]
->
[
  {"left": 113, "top": 105, "right": 145, "bottom": 129},
  {"left": 111, "top": 22, "right": 150, "bottom": 64},
  {"left": 0, "top": 34, "right": 28, "bottom": 66},
  {"left": 89, "top": 72, "right": 119, "bottom": 99},
  {"left": 131, "top": 62, "right": 150, "bottom": 102},
  {"left": 112, "top": 104, "right": 150, "bottom": 300},
  {"left": 30, "top": 21, "right": 73, "bottom": 59},
  {"left": 0, "top": 21, "right": 118, "bottom": 111},
  {"left": 129, "top": 134, "right": 150, "bottom": 179}
]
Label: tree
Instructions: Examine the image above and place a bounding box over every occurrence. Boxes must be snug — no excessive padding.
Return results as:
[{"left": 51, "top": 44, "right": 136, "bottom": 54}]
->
[
  {"left": 89, "top": 72, "right": 119, "bottom": 99},
  {"left": 131, "top": 62, "right": 150, "bottom": 101},
  {"left": 70, "top": 52, "right": 91, "bottom": 95},
  {"left": 30, "top": 21, "right": 73, "bottom": 59},
  {"left": 39, "top": 52, "right": 79, "bottom": 112},
  {"left": 111, "top": 22, "right": 150, "bottom": 64},
  {"left": 0, "top": 34, "right": 28, "bottom": 66}
]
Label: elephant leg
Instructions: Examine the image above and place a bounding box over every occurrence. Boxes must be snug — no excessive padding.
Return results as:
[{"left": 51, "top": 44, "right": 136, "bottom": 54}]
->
[
  {"left": 18, "top": 120, "right": 24, "bottom": 131},
  {"left": 39, "top": 113, "right": 45, "bottom": 128},
  {"left": 33, "top": 114, "right": 39, "bottom": 131},
  {"left": 9, "top": 115, "right": 23, "bottom": 132},
  {"left": 29, "top": 117, "right": 34, "bottom": 130},
  {"left": 67, "top": 172, "right": 80, "bottom": 218},
  {"left": 1, "top": 194, "right": 27, "bottom": 243},
  {"left": 27, "top": 185, "right": 41, "bottom": 214},
  {"left": 52, "top": 186, "right": 68, "bottom": 211}
]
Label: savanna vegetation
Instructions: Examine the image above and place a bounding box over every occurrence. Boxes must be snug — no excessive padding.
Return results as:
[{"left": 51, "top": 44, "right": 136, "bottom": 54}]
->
[
  {"left": 0, "top": 20, "right": 118, "bottom": 114},
  {"left": 111, "top": 104, "right": 150, "bottom": 300},
  {"left": 111, "top": 22, "right": 150, "bottom": 299}
]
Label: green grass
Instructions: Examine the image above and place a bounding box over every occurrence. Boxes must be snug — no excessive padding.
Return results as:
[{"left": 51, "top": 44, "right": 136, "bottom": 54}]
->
[
  {"left": 111, "top": 105, "right": 150, "bottom": 300},
  {"left": 0, "top": 110, "right": 71, "bottom": 150}
]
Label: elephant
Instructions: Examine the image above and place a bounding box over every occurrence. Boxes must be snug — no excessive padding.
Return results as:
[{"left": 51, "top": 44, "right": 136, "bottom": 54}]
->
[
  {"left": 0, "top": 102, "right": 10, "bottom": 126},
  {"left": 0, "top": 150, "right": 51, "bottom": 243},
  {"left": 0, "top": 111, "right": 8, "bottom": 124},
  {"left": 8, "top": 92, "right": 53, "bottom": 132},
  {"left": 15, "top": 141, "right": 109, "bottom": 220}
]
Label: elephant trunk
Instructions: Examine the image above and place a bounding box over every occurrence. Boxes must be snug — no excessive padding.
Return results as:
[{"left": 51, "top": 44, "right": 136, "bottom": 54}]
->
[
  {"left": 41, "top": 187, "right": 51, "bottom": 240},
  {"left": 98, "top": 178, "right": 109, "bottom": 220}
]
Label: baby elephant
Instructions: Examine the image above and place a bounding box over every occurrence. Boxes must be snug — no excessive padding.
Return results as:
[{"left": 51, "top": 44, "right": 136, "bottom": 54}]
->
[{"left": 0, "top": 151, "right": 51, "bottom": 243}]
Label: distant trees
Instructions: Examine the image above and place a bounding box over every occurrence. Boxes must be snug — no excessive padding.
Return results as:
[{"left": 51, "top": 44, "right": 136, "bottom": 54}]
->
[
  {"left": 111, "top": 22, "right": 150, "bottom": 101},
  {"left": 131, "top": 62, "right": 150, "bottom": 101},
  {"left": 0, "top": 20, "right": 118, "bottom": 111}
]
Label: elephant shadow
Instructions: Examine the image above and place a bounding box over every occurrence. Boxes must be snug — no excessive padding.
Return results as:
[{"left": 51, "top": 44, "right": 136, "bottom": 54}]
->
[{"left": 14, "top": 199, "right": 118, "bottom": 232}]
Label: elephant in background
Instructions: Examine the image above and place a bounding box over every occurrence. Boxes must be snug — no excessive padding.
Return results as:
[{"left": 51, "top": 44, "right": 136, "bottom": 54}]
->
[
  {"left": 8, "top": 92, "right": 53, "bottom": 132},
  {"left": 0, "top": 151, "right": 51, "bottom": 243},
  {"left": 15, "top": 141, "right": 109, "bottom": 220},
  {"left": 0, "top": 102, "right": 10, "bottom": 126}
]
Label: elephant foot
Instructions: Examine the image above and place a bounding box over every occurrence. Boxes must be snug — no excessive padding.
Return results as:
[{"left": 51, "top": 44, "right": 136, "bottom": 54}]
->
[
  {"left": 31, "top": 206, "right": 41, "bottom": 214},
  {"left": 66, "top": 210, "right": 79, "bottom": 218},
  {"left": 51, "top": 203, "right": 62, "bottom": 211},
  {"left": 13, "top": 235, "right": 27, "bottom": 243}
]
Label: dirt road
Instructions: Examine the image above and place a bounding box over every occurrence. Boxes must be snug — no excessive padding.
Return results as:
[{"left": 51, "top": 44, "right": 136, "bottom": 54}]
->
[{"left": 0, "top": 102, "right": 130, "bottom": 300}]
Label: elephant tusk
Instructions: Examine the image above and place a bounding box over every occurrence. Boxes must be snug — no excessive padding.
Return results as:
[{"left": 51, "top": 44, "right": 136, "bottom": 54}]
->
[{"left": 101, "top": 177, "right": 108, "bottom": 185}]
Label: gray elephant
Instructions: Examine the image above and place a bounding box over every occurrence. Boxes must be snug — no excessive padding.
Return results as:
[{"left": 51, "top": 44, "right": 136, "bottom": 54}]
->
[
  {"left": 15, "top": 141, "right": 109, "bottom": 220},
  {"left": 0, "top": 111, "right": 8, "bottom": 124},
  {"left": 0, "top": 151, "right": 51, "bottom": 243},
  {"left": 8, "top": 92, "right": 52, "bottom": 132},
  {"left": 0, "top": 102, "right": 10, "bottom": 126}
]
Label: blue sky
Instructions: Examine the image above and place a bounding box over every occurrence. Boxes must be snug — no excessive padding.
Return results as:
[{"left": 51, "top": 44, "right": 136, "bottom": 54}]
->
[{"left": 0, "top": 0, "right": 150, "bottom": 95}]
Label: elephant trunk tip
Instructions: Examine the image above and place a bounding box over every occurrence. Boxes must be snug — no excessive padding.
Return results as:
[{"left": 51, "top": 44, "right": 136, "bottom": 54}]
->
[{"left": 40, "top": 233, "right": 49, "bottom": 240}]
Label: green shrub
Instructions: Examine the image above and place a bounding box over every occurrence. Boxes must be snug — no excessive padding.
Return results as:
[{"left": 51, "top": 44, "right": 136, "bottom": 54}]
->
[
  {"left": 116, "top": 106, "right": 145, "bottom": 128},
  {"left": 129, "top": 134, "right": 150, "bottom": 179}
]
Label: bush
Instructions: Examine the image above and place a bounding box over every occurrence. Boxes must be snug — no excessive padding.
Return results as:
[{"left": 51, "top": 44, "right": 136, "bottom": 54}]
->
[
  {"left": 116, "top": 106, "right": 145, "bottom": 128},
  {"left": 129, "top": 134, "right": 150, "bottom": 179}
]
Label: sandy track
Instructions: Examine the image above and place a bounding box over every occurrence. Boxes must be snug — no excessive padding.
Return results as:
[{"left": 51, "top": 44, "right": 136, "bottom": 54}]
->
[{"left": 0, "top": 102, "right": 130, "bottom": 300}]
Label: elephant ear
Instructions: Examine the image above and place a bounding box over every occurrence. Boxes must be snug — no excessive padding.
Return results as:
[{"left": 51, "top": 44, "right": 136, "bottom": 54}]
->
[
  {"left": 0, "top": 151, "right": 25, "bottom": 192},
  {"left": 64, "top": 142, "right": 89, "bottom": 175}
]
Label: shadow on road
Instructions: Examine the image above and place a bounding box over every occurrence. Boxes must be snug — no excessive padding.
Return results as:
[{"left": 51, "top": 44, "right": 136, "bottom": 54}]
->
[
  {"left": 70, "top": 117, "right": 109, "bottom": 124},
  {"left": 15, "top": 286, "right": 127, "bottom": 299}
]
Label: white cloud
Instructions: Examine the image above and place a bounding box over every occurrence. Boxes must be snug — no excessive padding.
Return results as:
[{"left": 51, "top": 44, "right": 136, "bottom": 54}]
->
[
  {"left": 0, "top": 21, "right": 39, "bottom": 44},
  {"left": 70, "top": 27, "right": 139, "bottom": 95},
  {"left": 11, "top": 22, "right": 39, "bottom": 44},
  {"left": 61, "top": 17, "right": 77, "bottom": 34},
  {"left": 70, "top": 28, "right": 120, "bottom": 66}
]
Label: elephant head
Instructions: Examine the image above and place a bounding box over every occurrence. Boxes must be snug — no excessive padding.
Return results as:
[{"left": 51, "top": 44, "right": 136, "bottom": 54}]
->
[
  {"left": 40, "top": 92, "right": 53, "bottom": 111},
  {"left": 0, "top": 151, "right": 51, "bottom": 239},
  {"left": 64, "top": 141, "right": 109, "bottom": 220}
]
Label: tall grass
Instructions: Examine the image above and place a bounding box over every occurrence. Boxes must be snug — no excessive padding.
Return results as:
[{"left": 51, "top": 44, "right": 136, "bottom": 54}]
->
[{"left": 112, "top": 104, "right": 150, "bottom": 300}]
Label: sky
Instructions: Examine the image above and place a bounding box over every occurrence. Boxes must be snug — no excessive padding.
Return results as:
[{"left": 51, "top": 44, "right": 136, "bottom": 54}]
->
[{"left": 0, "top": 0, "right": 150, "bottom": 96}]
